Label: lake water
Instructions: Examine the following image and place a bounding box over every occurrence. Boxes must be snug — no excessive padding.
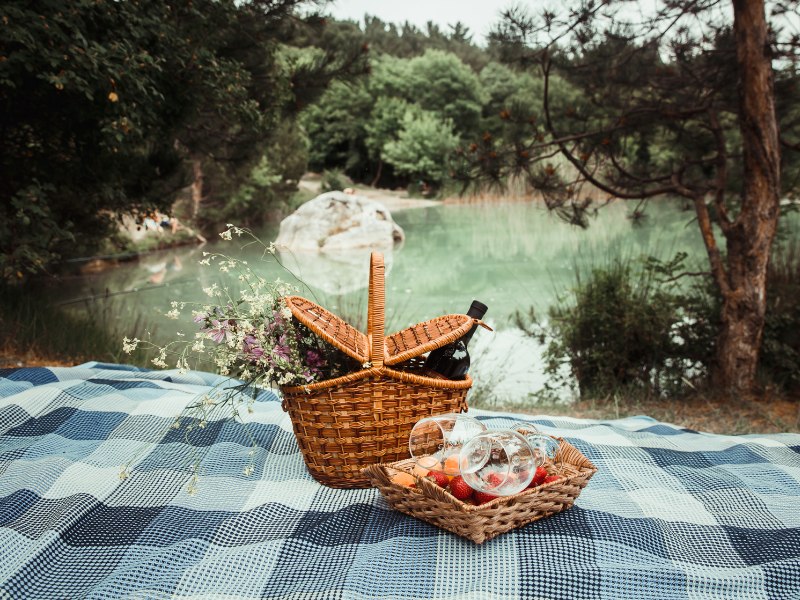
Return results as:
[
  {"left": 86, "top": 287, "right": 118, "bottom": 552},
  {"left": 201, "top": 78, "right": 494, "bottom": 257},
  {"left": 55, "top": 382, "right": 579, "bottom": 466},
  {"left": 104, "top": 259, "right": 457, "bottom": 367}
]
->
[{"left": 59, "top": 198, "right": 717, "bottom": 404}]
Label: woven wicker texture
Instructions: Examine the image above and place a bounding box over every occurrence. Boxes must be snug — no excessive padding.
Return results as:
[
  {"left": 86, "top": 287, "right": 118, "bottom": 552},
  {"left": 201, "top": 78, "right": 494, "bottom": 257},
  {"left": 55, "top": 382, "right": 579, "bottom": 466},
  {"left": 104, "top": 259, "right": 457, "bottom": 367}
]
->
[
  {"left": 281, "top": 252, "right": 480, "bottom": 489},
  {"left": 363, "top": 438, "right": 598, "bottom": 544},
  {"left": 283, "top": 303, "right": 477, "bottom": 366}
]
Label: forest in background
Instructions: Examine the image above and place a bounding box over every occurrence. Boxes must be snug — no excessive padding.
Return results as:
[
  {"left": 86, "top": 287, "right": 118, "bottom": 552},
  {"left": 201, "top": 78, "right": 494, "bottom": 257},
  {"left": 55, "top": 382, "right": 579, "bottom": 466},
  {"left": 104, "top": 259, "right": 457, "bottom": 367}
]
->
[{"left": 3, "top": 2, "right": 798, "bottom": 282}]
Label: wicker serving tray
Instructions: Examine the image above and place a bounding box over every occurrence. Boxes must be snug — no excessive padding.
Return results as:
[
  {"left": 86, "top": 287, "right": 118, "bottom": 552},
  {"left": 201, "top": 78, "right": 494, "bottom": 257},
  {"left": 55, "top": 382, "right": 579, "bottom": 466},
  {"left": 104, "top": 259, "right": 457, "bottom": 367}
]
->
[{"left": 363, "top": 438, "right": 597, "bottom": 544}]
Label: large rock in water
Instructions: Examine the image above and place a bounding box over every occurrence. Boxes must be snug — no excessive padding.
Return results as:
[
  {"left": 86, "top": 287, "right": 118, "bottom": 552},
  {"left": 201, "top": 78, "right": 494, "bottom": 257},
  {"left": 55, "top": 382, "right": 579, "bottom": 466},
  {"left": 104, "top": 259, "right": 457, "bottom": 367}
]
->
[{"left": 275, "top": 191, "right": 405, "bottom": 251}]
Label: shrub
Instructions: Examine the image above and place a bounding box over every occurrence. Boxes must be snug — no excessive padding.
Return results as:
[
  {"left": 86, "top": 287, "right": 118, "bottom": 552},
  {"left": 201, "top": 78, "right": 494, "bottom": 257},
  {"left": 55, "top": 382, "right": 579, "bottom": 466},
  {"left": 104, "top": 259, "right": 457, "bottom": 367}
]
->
[
  {"left": 527, "top": 254, "right": 704, "bottom": 398},
  {"left": 529, "top": 241, "right": 800, "bottom": 399},
  {"left": 320, "top": 169, "right": 350, "bottom": 193},
  {"left": 760, "top": 241, "right": 800, "bottom": 393}
]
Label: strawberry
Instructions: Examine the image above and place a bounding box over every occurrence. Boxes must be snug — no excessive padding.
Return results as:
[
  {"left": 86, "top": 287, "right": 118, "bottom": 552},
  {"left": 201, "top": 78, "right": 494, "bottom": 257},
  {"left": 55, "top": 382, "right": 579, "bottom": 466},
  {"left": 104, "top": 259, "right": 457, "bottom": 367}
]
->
[
  {"left": 485, "top": 472, "right": 504, "bottom": 487},
  {"left": 448, "top": 475, "right": 474, "bottom": 501},
  {"left": 543, "top": 475, "right": 561, "bottom": 484},
  {"left": 426, "top": 470, "right": 449, "bottom": 488},
  {"left": 529, "top": 466, "right": 548, "bottom": 488},
  {"left": 474, "top": 491, "right": 499, "bottom": 505}
]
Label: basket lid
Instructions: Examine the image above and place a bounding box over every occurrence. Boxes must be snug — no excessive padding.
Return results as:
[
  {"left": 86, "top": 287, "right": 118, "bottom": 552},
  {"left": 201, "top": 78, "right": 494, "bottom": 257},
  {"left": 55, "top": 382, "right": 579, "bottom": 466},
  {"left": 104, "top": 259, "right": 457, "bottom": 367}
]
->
[
  {"left": 284, "top": 295, "right": 369, "bottom": 363},
  {"left": 383, "top": 314, "right": 477, "bottom": 365},
  {"left": 284, "top": 252, "right": 489, "bottom": 365},
  {"left": 285, "top": 296, "right": 484, "bottom": 365}
]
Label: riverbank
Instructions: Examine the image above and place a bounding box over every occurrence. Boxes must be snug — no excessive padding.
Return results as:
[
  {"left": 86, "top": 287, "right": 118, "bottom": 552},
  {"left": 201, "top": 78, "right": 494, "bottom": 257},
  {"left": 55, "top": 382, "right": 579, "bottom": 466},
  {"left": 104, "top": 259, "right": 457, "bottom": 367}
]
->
[{"left": 1, "top": 348, "right": 796, "bottom": 435}]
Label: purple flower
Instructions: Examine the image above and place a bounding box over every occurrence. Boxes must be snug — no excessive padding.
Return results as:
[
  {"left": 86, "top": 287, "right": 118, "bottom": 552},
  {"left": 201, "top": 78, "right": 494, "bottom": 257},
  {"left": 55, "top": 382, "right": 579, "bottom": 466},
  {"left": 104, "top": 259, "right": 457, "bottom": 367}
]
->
[
  {"left": 206, "top": 319, "right": 233, "bottom": 344},
  {"left": 243, "top": 335, "right": 264, "bottom": 361},
  {"left": 305, "top": 349, "right": 325, "bottom": 369},
  {"left": 273, "top": 343, "right": 291, "bottom": 360}
]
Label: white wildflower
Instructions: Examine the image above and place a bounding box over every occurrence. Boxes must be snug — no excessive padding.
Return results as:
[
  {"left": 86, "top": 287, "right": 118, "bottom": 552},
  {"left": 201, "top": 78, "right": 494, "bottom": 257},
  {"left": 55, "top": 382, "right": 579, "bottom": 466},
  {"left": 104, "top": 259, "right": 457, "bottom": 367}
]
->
[
  {"left": 152, "top": 349, "right": 168, "bottom": 368},
  {"left": 118, "top": 467, "right": 130, "bottom": 481},
  {"left": 243, "top": 465, "right": 254, "bottom": 477},
  {"left": 166, "top": 309, "right": 180, "bottom": 319},
  {"left": 280, "top": 306, "right": 292, "bottom": 319},
  {"left": 122, "top": 337, "right": 140, "bottom": 354}
]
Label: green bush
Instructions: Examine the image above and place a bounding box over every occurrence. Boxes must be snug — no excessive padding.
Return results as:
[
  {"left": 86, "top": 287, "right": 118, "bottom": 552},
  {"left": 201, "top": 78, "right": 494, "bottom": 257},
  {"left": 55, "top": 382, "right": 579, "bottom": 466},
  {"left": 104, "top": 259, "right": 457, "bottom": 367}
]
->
[
  {"left": 529, "top": 242, "right": 800, "bottom": 399},
  {"left": 528, "top": 255, "right": 704, "bottom": 398},
  {"left": 320, "top": 169, "right": 350, "bottom": 193},
  {"left": 759, "top": 241, "right": 800, "bottom": 392}
]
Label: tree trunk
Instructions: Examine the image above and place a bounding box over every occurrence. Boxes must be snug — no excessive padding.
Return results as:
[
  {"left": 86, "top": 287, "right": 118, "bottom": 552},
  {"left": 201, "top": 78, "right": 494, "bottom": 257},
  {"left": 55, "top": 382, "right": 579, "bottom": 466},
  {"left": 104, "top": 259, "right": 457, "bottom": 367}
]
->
[
  {"left": 370, "top": 159, "right": 383, "bottom": 188},
  {"left": 713, "top": 0, "right": 781, "bottom": 395},
  {"left": 191, "top": 157, "right": 204, "bottom": 219}
]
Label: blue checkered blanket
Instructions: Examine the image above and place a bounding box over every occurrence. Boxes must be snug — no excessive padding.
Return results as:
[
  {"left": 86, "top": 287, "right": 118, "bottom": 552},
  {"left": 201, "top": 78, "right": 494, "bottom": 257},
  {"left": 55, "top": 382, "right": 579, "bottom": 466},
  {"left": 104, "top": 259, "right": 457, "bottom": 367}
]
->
[{"left": 1, "top": 363, "right": 799, "bottom": 599}]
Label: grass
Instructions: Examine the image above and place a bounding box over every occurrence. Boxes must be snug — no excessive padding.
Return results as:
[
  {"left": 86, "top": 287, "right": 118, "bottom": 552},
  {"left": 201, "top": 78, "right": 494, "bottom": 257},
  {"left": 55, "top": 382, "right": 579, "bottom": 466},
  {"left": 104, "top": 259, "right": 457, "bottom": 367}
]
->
[
  {"left": 0, "top": 284, "right": 152, "bottom": 368},
  {"left": 510, "top": 393, "right": 800, "bottom": 435}
]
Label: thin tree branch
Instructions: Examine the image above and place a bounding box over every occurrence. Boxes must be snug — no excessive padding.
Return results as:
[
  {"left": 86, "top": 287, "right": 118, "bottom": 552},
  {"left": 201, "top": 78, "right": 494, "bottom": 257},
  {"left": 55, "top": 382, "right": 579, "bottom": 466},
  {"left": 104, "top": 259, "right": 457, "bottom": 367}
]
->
[{"left": 541, "top": 54, "right": 681, "bottom": 200}]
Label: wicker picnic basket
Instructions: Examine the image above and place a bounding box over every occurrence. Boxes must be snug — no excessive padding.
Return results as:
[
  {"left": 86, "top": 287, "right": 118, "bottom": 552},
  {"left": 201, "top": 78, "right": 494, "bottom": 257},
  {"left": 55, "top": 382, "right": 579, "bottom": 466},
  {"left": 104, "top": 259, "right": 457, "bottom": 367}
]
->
[
  {"left": 280, "top": 252, "right": 483, "bottom": 489},
  {"left": 362, "top": 437, "right": 597, "bottom": 544}
]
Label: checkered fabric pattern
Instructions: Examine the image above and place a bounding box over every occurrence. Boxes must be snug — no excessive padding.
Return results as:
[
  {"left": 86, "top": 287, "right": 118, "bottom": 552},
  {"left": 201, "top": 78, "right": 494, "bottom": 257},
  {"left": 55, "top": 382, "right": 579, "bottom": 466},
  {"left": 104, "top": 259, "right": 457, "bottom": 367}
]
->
[{"left": 1, "top": 363, "right": 799, "bottom": 600}]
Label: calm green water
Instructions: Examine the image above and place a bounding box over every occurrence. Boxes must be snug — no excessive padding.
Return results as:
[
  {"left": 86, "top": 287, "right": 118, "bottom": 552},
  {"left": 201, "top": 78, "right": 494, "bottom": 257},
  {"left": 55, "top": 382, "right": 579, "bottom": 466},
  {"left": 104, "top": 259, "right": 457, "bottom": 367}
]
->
[{"left": 61, "top": 198, "right": 711, "bottom": 402}]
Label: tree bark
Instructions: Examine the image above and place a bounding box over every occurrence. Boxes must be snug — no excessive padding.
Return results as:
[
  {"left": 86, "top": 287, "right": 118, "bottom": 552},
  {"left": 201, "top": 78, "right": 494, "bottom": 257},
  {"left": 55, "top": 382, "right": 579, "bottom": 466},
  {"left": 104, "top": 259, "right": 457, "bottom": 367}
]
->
[
  {"left": 371, "top": 159, "right": 383, "bottom": 188},
  {"left": 713, "top": 0, "right": 781, "bottom": 395},
  {"left": 191, "top": 157, "right": 204, "bottom": 219}
]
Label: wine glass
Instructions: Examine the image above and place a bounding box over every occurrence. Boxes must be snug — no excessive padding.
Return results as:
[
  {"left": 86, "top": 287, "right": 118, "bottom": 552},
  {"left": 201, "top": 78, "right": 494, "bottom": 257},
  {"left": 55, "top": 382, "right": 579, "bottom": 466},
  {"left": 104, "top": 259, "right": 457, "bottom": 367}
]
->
[
  {"left": 408, "top": 414, "right": 486, "bottom": 476},
  {"left": 458, "top": 429, "right": 536, "bottom": 496},
  {"left": 510, "top": 421, "right": 561, "bottom": 471}
]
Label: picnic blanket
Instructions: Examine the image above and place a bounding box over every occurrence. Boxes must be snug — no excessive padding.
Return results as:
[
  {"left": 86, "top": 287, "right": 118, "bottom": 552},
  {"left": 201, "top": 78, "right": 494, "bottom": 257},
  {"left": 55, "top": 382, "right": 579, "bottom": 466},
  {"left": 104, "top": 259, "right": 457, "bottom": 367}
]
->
[{"left": 1, "top": 363, "right": 799, "bottom": 600}]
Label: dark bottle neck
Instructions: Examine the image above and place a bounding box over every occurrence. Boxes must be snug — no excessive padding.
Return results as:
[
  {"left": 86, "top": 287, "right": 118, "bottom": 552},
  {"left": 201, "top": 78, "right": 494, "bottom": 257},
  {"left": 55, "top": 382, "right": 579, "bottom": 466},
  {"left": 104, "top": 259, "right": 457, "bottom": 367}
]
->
[
  {"left": 461, "top": 302, "right": 487, "bottom": 347},
  {"left": 460, "top": 325, "right": 479, "bottom": 347}
]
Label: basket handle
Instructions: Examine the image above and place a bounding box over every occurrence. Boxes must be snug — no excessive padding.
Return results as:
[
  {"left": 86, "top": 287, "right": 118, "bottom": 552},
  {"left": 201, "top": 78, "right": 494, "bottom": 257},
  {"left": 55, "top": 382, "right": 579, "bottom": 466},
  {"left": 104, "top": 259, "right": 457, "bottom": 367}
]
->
[{"left": 366, "top": 252, "right": 386, "bottom": 367}]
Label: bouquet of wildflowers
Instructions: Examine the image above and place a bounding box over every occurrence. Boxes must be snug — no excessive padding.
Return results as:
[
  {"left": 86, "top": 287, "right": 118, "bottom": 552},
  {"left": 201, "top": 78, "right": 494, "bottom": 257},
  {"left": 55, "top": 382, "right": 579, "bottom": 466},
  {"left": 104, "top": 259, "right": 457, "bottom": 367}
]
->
[{"left": 121, "top": 225, "right": 358, "bottom": 491}]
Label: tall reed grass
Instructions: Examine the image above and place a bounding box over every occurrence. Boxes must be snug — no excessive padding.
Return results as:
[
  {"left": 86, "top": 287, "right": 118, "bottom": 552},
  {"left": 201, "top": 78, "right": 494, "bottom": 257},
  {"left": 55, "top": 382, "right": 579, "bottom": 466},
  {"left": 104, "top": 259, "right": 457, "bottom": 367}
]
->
[{"left": 0, "top": 284, "right": 152, "bottom": 367}]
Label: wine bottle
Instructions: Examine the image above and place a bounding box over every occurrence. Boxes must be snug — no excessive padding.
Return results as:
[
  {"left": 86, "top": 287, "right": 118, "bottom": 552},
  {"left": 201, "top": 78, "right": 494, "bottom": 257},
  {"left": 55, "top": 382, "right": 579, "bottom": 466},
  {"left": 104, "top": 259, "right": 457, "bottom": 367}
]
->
[{"left": 424, "top": 300, "right": 488, "bottom": 380}]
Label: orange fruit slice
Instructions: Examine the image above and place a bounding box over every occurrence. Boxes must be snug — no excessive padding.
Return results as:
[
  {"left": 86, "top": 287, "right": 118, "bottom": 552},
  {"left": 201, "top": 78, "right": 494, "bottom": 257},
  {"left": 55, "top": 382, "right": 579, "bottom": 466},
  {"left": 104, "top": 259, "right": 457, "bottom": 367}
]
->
[
  {"left": 412, "top": 456, "right": 442, "bottom": 477},
  {"left": 443, "top": 454, "right": 461, "bottom": 476},
  {"left": 390, "top": 472, "right": 416, "bottom": 487}
]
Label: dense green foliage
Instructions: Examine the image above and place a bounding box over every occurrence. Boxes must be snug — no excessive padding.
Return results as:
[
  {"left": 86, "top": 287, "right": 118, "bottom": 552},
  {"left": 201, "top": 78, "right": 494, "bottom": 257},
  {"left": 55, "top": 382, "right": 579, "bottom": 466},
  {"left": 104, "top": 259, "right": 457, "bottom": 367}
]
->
[
  {"left": 525, "top": 256, "right": 697, "bottom": 397},
  {"left": 0, "top": 0, "right": 366, "bottom": 280}
]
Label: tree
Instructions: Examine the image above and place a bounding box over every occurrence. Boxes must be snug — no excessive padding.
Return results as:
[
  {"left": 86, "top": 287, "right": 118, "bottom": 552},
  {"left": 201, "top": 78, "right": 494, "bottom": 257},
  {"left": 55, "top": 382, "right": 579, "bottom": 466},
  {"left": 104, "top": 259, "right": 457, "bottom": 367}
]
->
[
  {"left": 405, "top": 49, "right": 487, "bottom": 140},
  {"left": 460, "top": 0, "right": 799, "bottom": 395},
  {"left": 382, "top": 107, "right": 459, "bottom": 186},
  {"left": 0, "top": 0, "right": 367, "bottom": 279}
]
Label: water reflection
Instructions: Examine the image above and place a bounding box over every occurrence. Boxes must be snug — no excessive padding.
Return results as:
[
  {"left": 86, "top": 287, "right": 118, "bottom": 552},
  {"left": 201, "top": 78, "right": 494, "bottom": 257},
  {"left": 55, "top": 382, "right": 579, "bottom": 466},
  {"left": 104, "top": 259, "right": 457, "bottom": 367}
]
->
[{"left": 276, "top": 247, "right": 395, "bottom": 296}]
